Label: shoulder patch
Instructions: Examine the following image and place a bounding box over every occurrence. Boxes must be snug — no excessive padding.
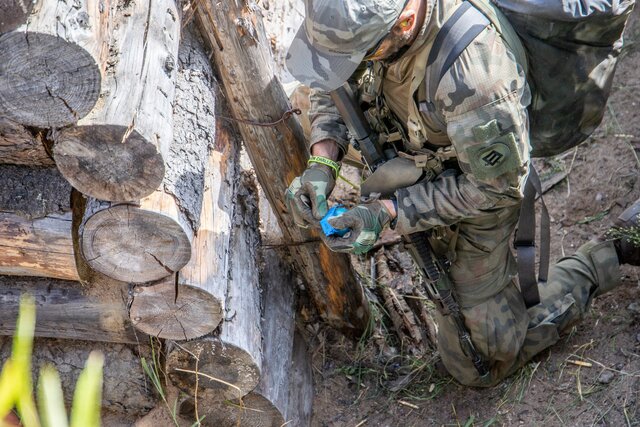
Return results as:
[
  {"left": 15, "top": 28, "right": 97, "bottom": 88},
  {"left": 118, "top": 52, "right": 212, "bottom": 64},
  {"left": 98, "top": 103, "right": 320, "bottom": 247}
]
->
[{"left": 467, "top": 123, "right": 521, "bottom": 180}]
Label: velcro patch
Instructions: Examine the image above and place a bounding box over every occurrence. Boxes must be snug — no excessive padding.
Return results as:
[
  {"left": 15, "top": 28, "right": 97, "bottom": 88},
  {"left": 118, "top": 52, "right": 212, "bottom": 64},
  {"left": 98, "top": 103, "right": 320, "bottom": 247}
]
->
[{"left": 466, "top": 131, "right": 521, "bottom": 180}]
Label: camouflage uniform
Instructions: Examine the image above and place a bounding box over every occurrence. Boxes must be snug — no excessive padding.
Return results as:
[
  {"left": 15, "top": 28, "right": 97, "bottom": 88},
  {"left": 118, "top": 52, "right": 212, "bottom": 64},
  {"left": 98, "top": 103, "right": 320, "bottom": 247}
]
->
[{"left": 303, "top": 0, "right": 622, "bottom": 386}]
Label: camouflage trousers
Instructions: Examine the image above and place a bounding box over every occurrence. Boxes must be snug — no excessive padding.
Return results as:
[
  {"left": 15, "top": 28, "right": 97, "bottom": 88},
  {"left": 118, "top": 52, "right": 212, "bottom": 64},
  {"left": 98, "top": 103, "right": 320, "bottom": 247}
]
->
[{"left": 428, "top": 204, "right": 621, "bottom": 387}]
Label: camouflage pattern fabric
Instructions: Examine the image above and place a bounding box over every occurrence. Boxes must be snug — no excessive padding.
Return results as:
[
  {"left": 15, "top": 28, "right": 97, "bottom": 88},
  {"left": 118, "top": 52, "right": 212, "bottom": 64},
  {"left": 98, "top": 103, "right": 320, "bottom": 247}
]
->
[
  {"left": 302, "top": 0, "right": 626, "bottom": 386},
  {"left": 433, "top": 211, "right": 621, "bottom": 386}
]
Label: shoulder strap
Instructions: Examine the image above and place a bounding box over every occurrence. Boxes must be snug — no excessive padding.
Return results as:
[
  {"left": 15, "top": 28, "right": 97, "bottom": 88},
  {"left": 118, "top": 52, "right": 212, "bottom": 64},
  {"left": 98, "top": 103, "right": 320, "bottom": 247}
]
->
[
  {"left": 419, "top": 2, "right": 489, "bottom": 132},
  {"left": 514, "top": 165, "right": 550, "bottom": 308}
]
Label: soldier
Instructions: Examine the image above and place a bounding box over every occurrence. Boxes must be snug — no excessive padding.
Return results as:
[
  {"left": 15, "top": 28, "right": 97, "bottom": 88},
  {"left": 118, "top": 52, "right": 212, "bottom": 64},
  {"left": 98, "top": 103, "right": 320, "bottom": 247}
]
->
[{"left": 284, "top": 0, "right": 640, "bottom": 386}]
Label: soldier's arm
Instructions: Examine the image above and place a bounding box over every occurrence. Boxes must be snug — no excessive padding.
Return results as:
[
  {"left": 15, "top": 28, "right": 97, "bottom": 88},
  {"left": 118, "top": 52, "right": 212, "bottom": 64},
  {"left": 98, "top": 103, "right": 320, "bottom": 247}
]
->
[
  {"left": 308, "top": 64, "right": 369, "bottom": 160},
  {"left": 395, "top": 26, "right": 531, "bottom": 234}
]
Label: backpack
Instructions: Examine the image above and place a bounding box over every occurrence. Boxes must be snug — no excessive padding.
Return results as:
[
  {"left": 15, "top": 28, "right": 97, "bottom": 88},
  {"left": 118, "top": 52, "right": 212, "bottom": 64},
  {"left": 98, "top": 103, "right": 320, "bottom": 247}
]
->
[
  {"left": 420, "top": 0, "right": 635, "bottom": 307},
  {"left": 423, "top": 0, "right": 635, "bottom": 158}
]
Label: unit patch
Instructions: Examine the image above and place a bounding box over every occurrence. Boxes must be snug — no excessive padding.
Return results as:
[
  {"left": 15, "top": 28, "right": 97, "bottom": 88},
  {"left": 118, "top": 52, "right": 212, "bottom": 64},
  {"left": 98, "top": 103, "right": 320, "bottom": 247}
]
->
[{"left": 467, "top": 120, "right": 521, "bottom": 180}]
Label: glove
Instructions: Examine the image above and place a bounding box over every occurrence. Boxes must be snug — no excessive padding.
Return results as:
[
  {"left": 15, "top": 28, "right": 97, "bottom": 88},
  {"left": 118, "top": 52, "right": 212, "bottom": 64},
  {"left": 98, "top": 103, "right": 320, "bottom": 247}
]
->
[
  {"left": 322, "top": 201, "right": 391, "bottom": 254},
  {"left": 285, "top": 161, "right": 336, "bottom": 228}
]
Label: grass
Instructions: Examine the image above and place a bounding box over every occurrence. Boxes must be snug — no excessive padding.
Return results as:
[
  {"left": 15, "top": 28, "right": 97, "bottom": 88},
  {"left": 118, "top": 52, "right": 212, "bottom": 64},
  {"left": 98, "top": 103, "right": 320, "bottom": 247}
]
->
[{"left": 140, "top": 338, "right": 205, "bottom": 427}]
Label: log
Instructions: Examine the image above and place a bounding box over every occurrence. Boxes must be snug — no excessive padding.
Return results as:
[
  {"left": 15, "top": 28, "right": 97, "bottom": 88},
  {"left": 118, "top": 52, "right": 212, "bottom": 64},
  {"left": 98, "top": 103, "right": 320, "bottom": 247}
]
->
[
  {"left": 0, "top": 0, "right": 35, "bottom": 33},
  {"left": 0, "top": 276, "right": 140, "bottom": 344},
  {"left": 53, "top": 0, "right": 181, "bottom": 201},
  {"left": 0, "top": 0, "right": 110, "bottom": 128},
  {"left": 0, "top": 336, "right": 155, "bottom": 416},
  {"left": 0, "top": 165, "right": 71, "bottom": 218},
  {"left": 286, "top": 331, "right": 314, "bottom": 427},
  {"left": 166, "top": 172, "right": 262, "bottom": 403},
  {"left": 0, "top": 212, "right": 77, "bottom": 281},
  {"left": 129, "top": 26, "right": 235, "bottom": 339},
  {"left": 180, "top": 248, "right": 298, "bottom": 426},
  {"left": 73, "top": 195, "right": 191, "bottom": 284},
  {"left": 0, "top": 117, "right": 53, "bottom": 166},
  {"left": 72, "top": 26, "right": 221, "bottom": 285},
  {"left": 196, "top": 0, "right": 370, "bottom": 337},
  {"left": 130, "top": 115, "right": 238, "bottom": 339}
]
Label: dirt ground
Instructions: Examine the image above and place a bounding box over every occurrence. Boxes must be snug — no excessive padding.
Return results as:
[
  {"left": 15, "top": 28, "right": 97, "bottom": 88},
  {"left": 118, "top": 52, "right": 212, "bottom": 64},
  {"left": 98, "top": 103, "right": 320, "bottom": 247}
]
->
[{"left": 306, "top": 8, "right": 640, "bottom": 427}]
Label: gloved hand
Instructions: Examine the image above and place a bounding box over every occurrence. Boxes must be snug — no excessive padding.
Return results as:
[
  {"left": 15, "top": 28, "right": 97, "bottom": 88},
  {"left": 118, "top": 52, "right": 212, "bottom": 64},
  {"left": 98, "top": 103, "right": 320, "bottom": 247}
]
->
[
  {"left": 285, "top": 161, "right": 336, "bottom": 228},
  {"left": 322, "top": 201, "right": 391, "bottom": 254}
]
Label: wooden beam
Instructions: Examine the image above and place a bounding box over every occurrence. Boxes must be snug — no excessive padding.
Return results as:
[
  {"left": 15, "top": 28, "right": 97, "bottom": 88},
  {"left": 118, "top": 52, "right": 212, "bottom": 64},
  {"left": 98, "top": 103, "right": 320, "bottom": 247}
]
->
[
  {"left": 0, "top": 211, "right": 77, "bottom": 281},
  {"left": 195, "top": 0, "right": 370, "bottom": 336},
  {"left": 0, "top": 276, "right": 141, "bottom": 344}
]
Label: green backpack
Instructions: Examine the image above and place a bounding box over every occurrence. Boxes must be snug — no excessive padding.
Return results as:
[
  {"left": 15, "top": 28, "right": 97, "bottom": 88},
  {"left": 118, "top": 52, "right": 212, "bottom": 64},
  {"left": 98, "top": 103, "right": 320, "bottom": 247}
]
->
[
  {"left": 422, "top": 0, "right": 635, "bottom": 157},
  {"left": 420, "top": 0, "right": 635, "bottom": 306}
]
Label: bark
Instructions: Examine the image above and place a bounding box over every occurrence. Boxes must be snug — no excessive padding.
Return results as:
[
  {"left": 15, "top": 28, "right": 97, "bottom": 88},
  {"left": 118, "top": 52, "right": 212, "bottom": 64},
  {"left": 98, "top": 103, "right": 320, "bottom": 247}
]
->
[
  {"left": 0, "top": 118, "right": 53, "bottom": 166},
  {"left": 0, "top": 276, "right": 140, "bottom": 343},
  {"left": 0, "top": 211, "right": 77, "bottom": 281},
  {"left": 0, "top": 336, "right": 155, "bottom": 415},
  {"left": 0, "top": 0, "right": 35, "bottom": 33},
  {"left": 53, "top": 0, "right": 181, "bottom": 202},
  {"left": 0, "top": 0, "right": 110, "bottom": 127},
  {"left": 195, "top": 0, "right": 370, "bottom": 337},
  {"left": 0, "top": 165, "right": 70, "bottom": 218},
  {"left": 166, "top": 173, "right": 262, "bottom": 403}
]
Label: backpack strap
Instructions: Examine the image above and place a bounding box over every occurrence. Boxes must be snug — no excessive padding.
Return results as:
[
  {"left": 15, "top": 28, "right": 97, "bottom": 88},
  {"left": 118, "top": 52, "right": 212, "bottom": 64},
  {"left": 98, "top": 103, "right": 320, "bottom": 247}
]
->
[
  {"left": 419, "top": 2, "right": 490, "bottom": 132},
  {"left": 514, "top": 164, "right": 550, "bottom": 308},
  {"left": 419, "top": 1, "right": 546, "bottom": 308}
]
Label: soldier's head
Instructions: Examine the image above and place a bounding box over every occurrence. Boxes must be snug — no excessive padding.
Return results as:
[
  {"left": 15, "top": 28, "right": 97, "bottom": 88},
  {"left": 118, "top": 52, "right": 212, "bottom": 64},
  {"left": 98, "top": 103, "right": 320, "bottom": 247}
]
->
[{"left": 286, "top": 0, "right": 426, "bottom": 91}]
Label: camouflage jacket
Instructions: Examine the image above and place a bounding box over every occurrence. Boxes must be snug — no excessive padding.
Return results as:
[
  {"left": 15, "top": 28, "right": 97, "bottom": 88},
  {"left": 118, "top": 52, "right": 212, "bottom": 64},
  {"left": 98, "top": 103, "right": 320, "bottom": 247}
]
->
[{"left": 308, "top": 0, "right": 531, "bottom": 235}]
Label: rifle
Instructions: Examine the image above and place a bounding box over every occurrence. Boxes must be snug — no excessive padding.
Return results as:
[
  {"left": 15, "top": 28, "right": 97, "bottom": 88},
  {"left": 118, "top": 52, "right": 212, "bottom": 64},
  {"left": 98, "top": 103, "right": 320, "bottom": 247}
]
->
[{"left": 329, "top": 84, "right": 490, "bottom": 380}]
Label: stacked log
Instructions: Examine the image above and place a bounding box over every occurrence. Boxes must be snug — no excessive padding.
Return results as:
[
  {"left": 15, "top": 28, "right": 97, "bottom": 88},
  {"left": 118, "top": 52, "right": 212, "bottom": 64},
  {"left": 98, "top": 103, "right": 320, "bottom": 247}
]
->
[
  {"left": 128, "top": 26, "right": 233, "bottom": 341},
  {"left": 166, "top": 172, "right": 263, "bottom": 404},
  {"left": 0, "top": 0, "right": 110, "bottom": 128},
  {"left": 53, "top": 0, "right": 180, "bottom": 202},
  {"left": 177, "top": 247, "right": 299, "bottom": 426}
]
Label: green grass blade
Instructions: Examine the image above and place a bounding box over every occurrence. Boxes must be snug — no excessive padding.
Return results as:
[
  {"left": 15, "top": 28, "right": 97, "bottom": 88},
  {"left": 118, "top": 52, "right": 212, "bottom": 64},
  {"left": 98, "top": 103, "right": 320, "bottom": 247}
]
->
[
  {"left": 38, "top": 365, "right": 69, "bottom": 427},
  {"left": 12, "top": 296, "right": 39, "bottom": 427},
  {"left": 70, "top": 352, "right": 104, "bottom": 427}
]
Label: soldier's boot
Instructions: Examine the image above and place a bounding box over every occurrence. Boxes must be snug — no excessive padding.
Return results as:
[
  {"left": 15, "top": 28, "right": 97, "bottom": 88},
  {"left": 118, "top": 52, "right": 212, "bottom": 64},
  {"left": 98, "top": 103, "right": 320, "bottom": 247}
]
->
[{"left": 608, "top": 198, "right": 640, "bottom": 266}]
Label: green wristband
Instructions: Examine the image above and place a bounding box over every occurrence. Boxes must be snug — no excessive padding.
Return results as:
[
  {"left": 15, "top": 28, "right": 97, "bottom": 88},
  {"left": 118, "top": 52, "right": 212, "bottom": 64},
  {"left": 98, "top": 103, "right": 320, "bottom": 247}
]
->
[{"left": 308, "top": 155, "right": 340, "bottom": 178}]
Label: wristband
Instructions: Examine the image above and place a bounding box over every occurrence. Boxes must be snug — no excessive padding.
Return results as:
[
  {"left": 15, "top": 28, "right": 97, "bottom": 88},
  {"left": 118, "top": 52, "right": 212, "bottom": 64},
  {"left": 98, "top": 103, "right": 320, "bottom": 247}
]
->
[{"left": 308, "top": 155, "right": 341, "bottom": 178}]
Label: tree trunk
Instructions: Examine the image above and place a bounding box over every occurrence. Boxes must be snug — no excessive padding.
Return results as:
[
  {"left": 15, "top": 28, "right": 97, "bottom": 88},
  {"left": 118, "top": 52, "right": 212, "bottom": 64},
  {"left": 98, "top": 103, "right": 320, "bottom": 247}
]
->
[
  {"left": 0, "top": 117, "right": 53, "bottom": 166},
  {"left": 180, "top": 248, "right": 297, "bottom": 426},
  {"left": 0, "top": 0, "right": 35, "bottom": 33},
  {"left": 0, "top": 276, "right": 140, "bottom": 343},
  {"left": 195, "top": 0, "right": 370, "bottom": 337},
  {"left": 0, "top": 0, "right": 110, "bottom": 128},
  {"left": 166, "top": 172, "right": 262, "bottom": 403},
  {"left": 0, "top": 212, "right": 77, "bottom": 281},
  {"left": 53, "top": 0, "right": 181, "bottom": 202},
  {"left": 0, "top": 336, "right": 155, "bottom": 416}
]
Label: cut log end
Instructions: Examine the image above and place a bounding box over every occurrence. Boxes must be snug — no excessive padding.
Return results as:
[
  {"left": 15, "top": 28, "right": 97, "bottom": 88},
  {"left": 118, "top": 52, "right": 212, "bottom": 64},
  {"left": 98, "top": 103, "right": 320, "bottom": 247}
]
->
[
  {"left": 0, "top": 0, "right": 35, "bottom": 34},
  {"left": 180, "top": 393, "right": 284, "bottom": 427},
  {"left": 54, "top": 125, "right": 165, "bottom": 201},
  {"left": 81, "top": 204, "right": 191, "bottom": 283},
  {"left": 0, "top": 31, "right": 100, "bottom": 128},
  {"left": 166, "top": 339, "right": 260, "bottom": 402},
  {"left": 130, "top": 280, "right": 223, "bottom": 341}
]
